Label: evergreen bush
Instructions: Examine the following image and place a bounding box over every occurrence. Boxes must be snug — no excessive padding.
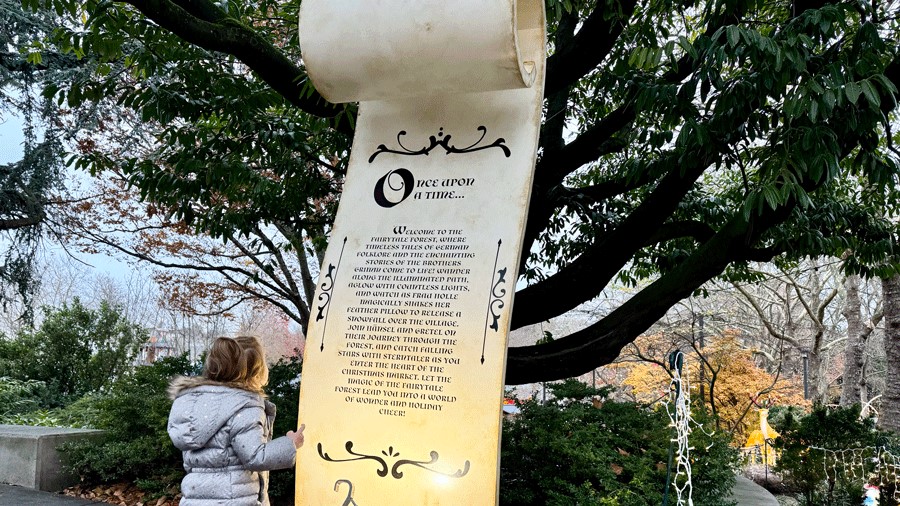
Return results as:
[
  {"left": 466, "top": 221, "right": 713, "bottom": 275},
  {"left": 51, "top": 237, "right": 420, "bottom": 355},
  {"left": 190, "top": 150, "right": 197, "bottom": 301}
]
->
[
  {"left": 0, "top": 299, "right": 147, "bottom": 407},
  {"left": 61, "top": 354, "right": 200, "bottom": 488},
  {"left": 264, "top": 353, "right": 303, "bottom": 505},
  {"left": 499, "top": 379, "right": 737, "bottom": 506},
  {"left": 0, "top": 376, "right": 48, "bottom": 417},
  {"left": 773, "top": 404, "right": 889, "bottom": 506}
]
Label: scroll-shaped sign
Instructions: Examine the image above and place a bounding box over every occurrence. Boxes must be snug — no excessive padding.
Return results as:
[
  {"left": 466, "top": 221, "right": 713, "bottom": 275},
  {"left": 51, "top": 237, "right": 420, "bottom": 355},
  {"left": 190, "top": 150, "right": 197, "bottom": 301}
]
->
[{"left": 296, "top": 1, "right": 546, "bottom": 504}]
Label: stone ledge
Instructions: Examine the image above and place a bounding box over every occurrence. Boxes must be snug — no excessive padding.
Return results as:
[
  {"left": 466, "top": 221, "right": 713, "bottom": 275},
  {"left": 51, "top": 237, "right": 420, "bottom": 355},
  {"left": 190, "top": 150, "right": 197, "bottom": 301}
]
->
[{"left": 0, "top": 425, "right": 105, "bottom": 492}]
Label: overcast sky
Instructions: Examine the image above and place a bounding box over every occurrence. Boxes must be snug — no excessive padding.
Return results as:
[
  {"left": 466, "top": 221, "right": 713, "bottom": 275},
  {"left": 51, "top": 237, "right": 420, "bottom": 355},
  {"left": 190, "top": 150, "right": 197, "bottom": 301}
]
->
[{"left": 0, "top": 111, "right": 26, "bottom": 164}]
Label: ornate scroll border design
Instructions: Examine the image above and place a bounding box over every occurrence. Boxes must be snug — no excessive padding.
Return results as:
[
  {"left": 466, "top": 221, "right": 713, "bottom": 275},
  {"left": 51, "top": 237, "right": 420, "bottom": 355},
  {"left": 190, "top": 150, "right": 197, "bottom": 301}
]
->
[
  {"left": 368, "top": 126, "right": 511, "bottom": 163},
  {"left": 318, "top": 442, "right": 471, "bottom": 480},
  {"left": 481, "top": 239, "right": 507, "bottom": 364},
  {"left": 317, "top": 237, "right": 347, "bottom": 351}
]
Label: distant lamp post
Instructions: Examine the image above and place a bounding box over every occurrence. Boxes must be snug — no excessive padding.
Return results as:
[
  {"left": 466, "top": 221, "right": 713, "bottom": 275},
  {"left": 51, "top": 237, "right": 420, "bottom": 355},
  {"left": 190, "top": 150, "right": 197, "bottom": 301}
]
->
[{"left": 800, "top": 348, "right": 810, "bottom": 400}]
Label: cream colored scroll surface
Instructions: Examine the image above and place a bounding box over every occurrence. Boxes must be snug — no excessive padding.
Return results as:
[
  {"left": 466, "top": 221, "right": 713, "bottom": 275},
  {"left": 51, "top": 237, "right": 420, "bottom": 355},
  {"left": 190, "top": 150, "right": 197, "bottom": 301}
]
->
[{"left": 296, "top": 2, "right": 545, "bottom": 504}]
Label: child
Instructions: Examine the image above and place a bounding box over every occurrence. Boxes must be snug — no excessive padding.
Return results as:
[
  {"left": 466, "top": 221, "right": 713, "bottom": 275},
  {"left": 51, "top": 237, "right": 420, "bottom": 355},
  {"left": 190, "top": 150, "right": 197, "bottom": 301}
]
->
[{"left": 168, "top": 336, "right": 305, "bottom": 506}]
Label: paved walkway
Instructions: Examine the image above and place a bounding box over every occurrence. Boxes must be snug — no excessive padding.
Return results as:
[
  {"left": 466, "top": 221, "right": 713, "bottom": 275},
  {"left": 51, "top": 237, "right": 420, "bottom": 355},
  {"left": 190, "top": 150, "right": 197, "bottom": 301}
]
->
[
  {"left": 0, "top": 484, "right": 100, "bottom": 505},
  {"left": 728, "top": 475, "right": 780, "bottom": 506}
]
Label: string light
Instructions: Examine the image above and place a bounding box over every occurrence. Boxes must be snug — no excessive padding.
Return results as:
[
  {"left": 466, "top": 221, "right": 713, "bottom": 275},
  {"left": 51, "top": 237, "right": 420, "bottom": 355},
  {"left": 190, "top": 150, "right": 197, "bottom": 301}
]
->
[
  {"left": 665, "top": 351, "right": 694, "bottom": 506},
  {"left": 809, "top": 446, "right": 900, "bottom": 499}
]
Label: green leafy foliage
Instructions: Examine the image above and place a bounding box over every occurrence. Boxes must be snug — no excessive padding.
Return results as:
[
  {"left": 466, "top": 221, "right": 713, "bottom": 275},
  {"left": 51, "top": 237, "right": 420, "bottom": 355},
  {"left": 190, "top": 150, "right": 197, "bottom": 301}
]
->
[
  {"left": 773, "top": 404, "right": 890, "bottom": 506},
  {"left": 2, "top": 298, "right": 148, "bottom": 405},
  {"left": 61, "top": 354, "right": 201, "bottom": 486},
  {"left": 499, "top": 380, "right": 737, "bottom": 505},
  {"left": 0, "top": 376, "right": 48, "bottom": 416},
  {"left": 264, "top": 354, "right": 303, "bottom": 505}
]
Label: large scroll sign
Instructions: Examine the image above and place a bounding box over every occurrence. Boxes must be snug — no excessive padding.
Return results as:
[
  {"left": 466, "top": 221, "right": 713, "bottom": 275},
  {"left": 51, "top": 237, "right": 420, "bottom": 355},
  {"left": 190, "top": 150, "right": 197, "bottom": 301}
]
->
[{"left": 295, "top": 2, "right": 546, "bottom": 504}]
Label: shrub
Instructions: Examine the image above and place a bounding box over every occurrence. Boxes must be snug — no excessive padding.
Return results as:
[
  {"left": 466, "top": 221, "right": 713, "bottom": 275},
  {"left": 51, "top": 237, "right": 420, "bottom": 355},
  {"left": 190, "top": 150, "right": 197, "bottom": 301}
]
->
[
  {"left": 61, "top": 354, "right": 200, "bottom": 488},
  {"left": 0, "top": 391, "right": 103, "bottom": 428},
  {"left": 499, "top": 379, "right": 737, "bottom": 506},
  {"left": 0, "top": 376, "right": 48, "bottom": 417},
  {"left": 3, "top": 299, "right": 147, "bottom": 406},
  {"left": 264, "top": 353, "right": 303, "bottom": 505},
  {"left": 774, "top": 404, "right": 885, "bottom": 506}
]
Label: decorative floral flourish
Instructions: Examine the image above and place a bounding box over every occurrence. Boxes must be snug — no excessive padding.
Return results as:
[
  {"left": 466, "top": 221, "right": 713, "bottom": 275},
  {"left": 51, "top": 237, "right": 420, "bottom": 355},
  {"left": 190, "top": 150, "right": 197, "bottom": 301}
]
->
[
  {"left": 319, "top": 442, "right": 389, "bottom": 477},
  {"left": 488, "top": 268, "right": 508, "bottom": 332},
  {"left": 317, "top": 237, "right": 347, "bottom": 351},
  {"left": 392, "top": 451, "right": 471, "bottom": 479},
  {"left": 482, "top": 240, "right": 506, "bottom": 364},
  {"left": 315, "top": 264, "right": 336, "bottom": 322},
  {"left": 318, "top": 442, "right": 470, "bottom": 480},
  {"left": 368, "top": 126, "right": 511, "bottom": 163}
]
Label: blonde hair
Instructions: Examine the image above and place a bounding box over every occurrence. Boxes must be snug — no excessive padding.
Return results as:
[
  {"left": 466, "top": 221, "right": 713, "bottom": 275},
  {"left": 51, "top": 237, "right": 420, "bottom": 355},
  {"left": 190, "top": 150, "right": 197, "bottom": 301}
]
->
[{"left": 204, "top": 336, "right": 269, "bottom": 392}]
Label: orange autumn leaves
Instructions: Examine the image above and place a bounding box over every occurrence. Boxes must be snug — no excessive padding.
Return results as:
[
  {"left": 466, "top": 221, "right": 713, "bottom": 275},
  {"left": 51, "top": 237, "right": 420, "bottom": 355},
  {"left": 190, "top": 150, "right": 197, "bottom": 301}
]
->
[{"left": 606, "top": 330, "right": 807, "bottom": 443}]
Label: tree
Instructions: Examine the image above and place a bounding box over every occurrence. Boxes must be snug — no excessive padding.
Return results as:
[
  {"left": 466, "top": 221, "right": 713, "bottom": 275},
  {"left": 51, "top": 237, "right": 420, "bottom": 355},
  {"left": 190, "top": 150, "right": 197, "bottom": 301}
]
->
[
  {"left": 609, "top": 329, "right": 806, "bottom": 441},
  {"left": 53, "top": 172, "right": 324, "bottom": 330},
  {"left": 838, "top": 273, "right": 883, "bottom": 408},
  {"left": 237, "top": 301, "right": 305, "bottom": 358},
  {"left": 880, "top": 274, "right": 900, "bottom": 432},
  {"left": 14, "top": 0, "right": 900, "bottom": 383},
  {"left": 733, "top": 260, "right": 841, "bottom": 401},
  {"left": 0, "top": 0, "right": 87, "bottom": 319}
]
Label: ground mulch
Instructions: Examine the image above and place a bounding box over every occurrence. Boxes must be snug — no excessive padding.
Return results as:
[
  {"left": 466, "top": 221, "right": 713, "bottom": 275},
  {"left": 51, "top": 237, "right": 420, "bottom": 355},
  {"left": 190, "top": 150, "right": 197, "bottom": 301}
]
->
[{"left": 63, "top": 483, "right": 181, "bottom": 506}]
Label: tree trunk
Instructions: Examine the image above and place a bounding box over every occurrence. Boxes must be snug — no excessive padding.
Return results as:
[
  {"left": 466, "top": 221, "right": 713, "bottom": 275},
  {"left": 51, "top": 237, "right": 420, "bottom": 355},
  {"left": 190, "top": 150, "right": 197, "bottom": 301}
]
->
[
  {"left": 807, "top": 349, "right": 823, "bottom": 401},
  {"left": 880, "top": 275, "right": 900, "bottom": 432},
  {"left": 841, "top": 275, "right": 863, "bottom": 406}
]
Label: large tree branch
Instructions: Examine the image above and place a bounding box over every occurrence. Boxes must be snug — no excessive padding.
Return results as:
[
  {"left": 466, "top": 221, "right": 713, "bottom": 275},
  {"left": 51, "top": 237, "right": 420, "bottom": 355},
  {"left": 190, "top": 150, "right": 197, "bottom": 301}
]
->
[
  {"left": 513, "top": 149, "right": 711, "bottom": 329},
  {"left": 121, "top": 0, "right": 346, "bottom": 123},
  {"left": 862, "top": 304, "right": 885, "bottom": 340},
  {"left": 733, "top": 284, "right": 804, "bottom": 349},
  {"left": 506, "top": 199, "right": 797, "bottom": 383},
  {"left": 519, "top": 12, "right": 748, "bottom": 266},
  {"left": 0, "top": 213, "right": 44, "bottom": 231},
  {"left": 544, "top": 0, "right": 638, "bottom": 97},
  {"left": 515, "top": 68, "right": 776, "bottom": 327},
  {"left": 506, "top": 48, "right": 900, "bottom": 383},
  {"left": 520, "top": 0, "right": 842, "bottom": 263}
]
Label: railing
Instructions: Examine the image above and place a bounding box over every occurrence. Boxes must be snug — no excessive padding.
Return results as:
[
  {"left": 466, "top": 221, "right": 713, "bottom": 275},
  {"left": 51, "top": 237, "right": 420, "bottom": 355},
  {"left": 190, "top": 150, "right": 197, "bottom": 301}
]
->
[{"left": 739, "top": 438, "right": 778, "bottom": 466}]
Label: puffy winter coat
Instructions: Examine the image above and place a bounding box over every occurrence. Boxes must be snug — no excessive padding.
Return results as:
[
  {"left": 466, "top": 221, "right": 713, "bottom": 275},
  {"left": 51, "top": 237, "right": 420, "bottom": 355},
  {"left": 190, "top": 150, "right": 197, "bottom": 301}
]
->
[{"left": 167, "top": 377, "right": 297, "bottom": 506}]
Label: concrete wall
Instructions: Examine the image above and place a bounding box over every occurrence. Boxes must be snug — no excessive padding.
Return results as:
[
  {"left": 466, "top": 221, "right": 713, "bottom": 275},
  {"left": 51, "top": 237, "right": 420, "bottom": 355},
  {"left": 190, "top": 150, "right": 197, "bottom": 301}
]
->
[{"left": 0, "top": 425, "right": 104, "bottom": 491}]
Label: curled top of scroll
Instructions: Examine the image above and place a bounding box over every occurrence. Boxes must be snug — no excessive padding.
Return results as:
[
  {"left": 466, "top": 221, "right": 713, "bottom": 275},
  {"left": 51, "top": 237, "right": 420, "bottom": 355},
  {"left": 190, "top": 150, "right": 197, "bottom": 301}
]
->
[{"left": 299, "top": 0, "right": 546, "bottom": 104}]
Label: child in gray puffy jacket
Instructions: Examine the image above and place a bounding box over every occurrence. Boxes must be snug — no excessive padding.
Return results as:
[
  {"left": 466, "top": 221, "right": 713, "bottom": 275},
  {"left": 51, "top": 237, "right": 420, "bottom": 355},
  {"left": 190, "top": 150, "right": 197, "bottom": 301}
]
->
[{"left": 168, "top": 336, "right": 305, "bottom": 506}]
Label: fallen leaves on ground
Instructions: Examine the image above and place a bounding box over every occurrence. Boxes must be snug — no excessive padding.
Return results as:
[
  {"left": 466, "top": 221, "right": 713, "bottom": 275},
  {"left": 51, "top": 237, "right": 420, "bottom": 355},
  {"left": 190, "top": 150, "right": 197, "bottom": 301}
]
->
[{"left": 64, "top": 483, "right": 181, "bottom": 506}]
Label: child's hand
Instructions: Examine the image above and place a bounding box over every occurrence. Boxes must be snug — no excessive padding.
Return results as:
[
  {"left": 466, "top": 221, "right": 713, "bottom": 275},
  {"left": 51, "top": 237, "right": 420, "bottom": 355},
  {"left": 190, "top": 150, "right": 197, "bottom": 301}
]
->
[{"left": 287, "top": 424, "right": 305, "bottom": 449}]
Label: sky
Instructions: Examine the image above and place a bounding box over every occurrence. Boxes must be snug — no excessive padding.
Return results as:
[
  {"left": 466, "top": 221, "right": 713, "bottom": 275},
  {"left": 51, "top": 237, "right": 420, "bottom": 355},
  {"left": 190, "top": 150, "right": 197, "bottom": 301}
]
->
[{"left": 0, "top": 109, "right": 26, "bottom": 164}]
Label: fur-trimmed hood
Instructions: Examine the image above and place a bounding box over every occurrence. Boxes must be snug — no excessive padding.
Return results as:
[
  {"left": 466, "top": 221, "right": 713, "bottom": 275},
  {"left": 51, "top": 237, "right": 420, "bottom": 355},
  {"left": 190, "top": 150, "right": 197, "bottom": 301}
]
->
[{"left": 167, "top": 375, "right": 265, "bottom": 400}]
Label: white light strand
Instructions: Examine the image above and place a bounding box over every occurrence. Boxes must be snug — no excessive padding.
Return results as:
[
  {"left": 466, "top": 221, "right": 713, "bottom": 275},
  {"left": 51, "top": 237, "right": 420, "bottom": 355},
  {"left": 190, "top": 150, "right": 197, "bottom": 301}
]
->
[
  {"left": 809, "top": 446, "right": 900, "bottom": 499},
  {"left": 665, "top": 353, "right": 694, "bottom": 506}
]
